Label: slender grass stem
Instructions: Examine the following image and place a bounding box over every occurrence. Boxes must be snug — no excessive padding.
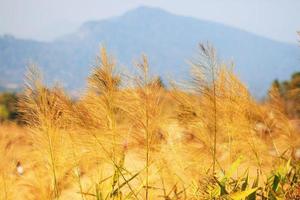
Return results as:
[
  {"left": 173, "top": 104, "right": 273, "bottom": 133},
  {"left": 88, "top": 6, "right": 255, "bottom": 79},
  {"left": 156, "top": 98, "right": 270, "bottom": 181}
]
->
[
  {"left": 211, "top": 62, "right": 217, "bottom": 175},
  {"left": 45, "top": 128, "right": 59, "bottom": 199}
]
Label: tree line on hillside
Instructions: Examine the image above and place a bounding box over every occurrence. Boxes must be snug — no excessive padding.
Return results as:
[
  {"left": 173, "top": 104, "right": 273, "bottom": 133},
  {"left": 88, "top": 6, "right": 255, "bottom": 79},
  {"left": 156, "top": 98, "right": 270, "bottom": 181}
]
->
[
  {"left": 0, "top": 72, "right": 299, "bottom": 122},
  {"left": 271, "top": 72, "right": 300, "bottom": 119}
]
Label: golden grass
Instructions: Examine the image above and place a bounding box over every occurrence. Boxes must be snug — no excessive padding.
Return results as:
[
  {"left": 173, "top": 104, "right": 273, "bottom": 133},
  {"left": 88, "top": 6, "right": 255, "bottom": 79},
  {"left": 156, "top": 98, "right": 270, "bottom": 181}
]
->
[{"left": 0, "top": 45, "right": 299, "bottom": 199}]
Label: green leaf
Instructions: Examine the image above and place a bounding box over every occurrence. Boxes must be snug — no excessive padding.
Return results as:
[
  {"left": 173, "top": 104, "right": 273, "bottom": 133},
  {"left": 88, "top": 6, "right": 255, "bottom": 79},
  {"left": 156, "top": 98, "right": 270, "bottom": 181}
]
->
[
  {"left": 272, "top": 175, "right": 280, "bottom": 192},
  {"left": 222, "top": 157, "right": 243, "bottom": 184},
  {"left": 214, "top": 177, "right": 228, "bottom": 196},
  {"left": 241, "top": 171, "right": 249, "bottom": 191}
]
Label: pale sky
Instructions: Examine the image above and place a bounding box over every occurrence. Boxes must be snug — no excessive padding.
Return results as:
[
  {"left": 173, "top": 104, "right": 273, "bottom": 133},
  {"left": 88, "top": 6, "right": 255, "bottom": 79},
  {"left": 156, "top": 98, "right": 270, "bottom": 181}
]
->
[{"left": 0, "top": 0, "right": 299, "bottom": 44}]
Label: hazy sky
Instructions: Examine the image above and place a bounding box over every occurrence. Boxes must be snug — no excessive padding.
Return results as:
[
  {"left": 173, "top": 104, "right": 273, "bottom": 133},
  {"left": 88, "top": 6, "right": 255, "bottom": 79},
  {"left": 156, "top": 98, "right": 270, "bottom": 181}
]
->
[{"left": 0, "top": 0, "right": 299, "bottom": 44}]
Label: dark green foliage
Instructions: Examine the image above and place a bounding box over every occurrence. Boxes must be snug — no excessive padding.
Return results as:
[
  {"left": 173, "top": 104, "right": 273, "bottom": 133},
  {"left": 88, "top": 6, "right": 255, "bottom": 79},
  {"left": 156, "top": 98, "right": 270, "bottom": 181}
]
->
[
  {"left": 270, "top": 72, "right": 300, "bottom": 118},
  {"left": 262, "top": 158, "right": 300, "bottom": 199},
  {"left": 0, "top": 92, "right": 19, "bottom": 121}
]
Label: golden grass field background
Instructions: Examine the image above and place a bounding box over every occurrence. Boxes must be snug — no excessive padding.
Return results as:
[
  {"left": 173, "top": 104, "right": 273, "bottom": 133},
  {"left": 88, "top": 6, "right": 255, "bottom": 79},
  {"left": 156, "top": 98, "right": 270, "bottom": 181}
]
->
[{"left": 0, "top": 45, "right": 300, "bottom": 199}]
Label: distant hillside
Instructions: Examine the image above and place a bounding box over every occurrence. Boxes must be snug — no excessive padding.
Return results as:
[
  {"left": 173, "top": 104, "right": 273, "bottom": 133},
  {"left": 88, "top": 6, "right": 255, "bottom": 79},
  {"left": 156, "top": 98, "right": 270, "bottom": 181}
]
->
[{"left": 0, "top": 6, "right": 299, "bottom": 96}]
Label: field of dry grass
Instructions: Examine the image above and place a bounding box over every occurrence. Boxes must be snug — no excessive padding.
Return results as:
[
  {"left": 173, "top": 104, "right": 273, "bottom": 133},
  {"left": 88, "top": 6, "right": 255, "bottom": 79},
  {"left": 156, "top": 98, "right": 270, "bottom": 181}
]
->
[{"left": 1, "top": 46, "right": 300, "bottom": 199}]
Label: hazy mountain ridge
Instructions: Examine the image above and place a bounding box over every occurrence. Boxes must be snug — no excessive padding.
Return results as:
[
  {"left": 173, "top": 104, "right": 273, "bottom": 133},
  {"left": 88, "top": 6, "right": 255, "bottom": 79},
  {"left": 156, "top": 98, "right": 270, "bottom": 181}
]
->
[{"left": 0, "top": 6, "right": 299, "bottom": 96}]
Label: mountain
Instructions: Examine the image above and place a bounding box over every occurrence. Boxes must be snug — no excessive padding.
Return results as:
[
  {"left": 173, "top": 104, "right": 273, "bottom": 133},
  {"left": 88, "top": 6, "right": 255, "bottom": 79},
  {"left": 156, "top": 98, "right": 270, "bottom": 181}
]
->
[{"left": 0, "top": 6, "right": 299, "bottom": 97}]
